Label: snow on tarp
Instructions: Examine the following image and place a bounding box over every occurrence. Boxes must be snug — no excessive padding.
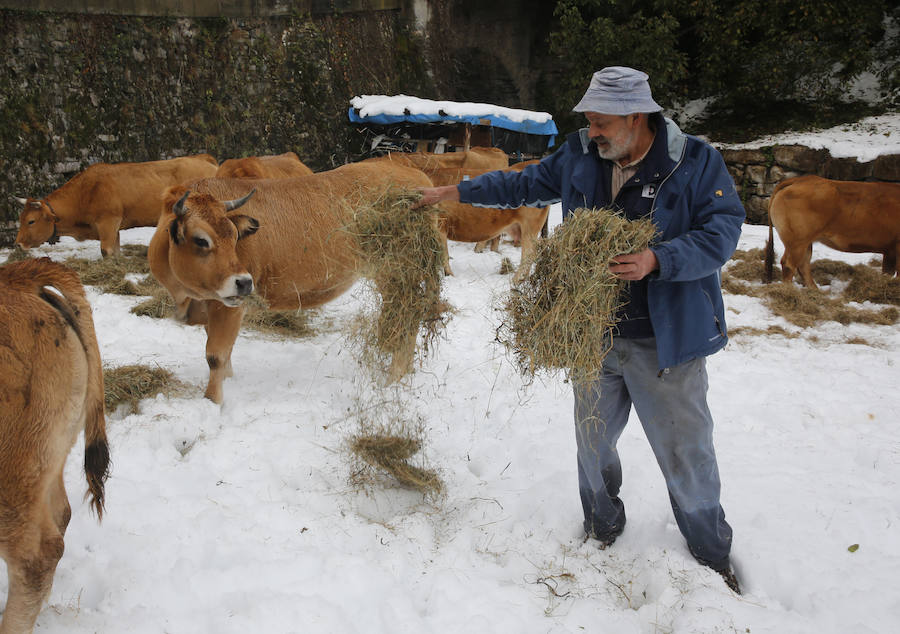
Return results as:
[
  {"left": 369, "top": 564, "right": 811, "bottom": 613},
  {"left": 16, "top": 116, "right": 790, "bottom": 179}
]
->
[{"left": 349, "top": 94, "right": 559, "bottom": 144}]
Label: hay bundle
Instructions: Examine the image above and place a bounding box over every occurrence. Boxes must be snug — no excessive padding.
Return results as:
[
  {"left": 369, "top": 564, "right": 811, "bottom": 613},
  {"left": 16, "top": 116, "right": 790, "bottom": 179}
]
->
[
  {"left": 241, "top": 294, "right": 318, "bottom": 337},
  {"left": 343, "top": 189, "right": 450, "bottom": 376},
  {"left": 103, "top": 364, "right": 188, "bottom": 415},
  {"left": 131, "top": 286, "right": 175, "bottom": 318},
  {"left": 2, "top": 246, "right": 31, "bottom": 264},
  {"left": 63, "top": 251, "right": 152, "bottom": 296},
  {"left": 349, "top": 432, "right": 442, "bottom": 494},
  {"left": 501, "top": 207, "right": 657, "bottom": 381}
]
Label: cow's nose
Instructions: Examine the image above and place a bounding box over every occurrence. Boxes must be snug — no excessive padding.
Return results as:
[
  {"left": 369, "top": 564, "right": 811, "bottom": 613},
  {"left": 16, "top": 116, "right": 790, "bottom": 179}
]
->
[{"left": 235, "top": 277, "right": 253, "bottom": 296}]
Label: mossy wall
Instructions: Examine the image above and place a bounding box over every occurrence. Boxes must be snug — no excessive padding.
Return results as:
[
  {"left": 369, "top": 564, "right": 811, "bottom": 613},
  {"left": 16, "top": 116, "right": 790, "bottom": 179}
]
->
[{"left": 0, "top": 7, "right": 433, "bottom": 244}]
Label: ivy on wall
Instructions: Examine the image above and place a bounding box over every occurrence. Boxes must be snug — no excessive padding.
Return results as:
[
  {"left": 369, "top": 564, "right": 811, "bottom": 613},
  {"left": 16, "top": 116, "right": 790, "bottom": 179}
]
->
[{"left": 0, "top": 9, "right": 433, "bottom": 241}]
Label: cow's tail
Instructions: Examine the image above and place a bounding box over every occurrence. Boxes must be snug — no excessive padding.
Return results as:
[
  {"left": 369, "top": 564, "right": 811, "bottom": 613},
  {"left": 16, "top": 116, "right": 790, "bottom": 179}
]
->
[
  {"left": 7, "top": 258, "right": 111, "bottom": 519},
  {"left": 765, "top": 214, "right": 775, "bottom": 283}
]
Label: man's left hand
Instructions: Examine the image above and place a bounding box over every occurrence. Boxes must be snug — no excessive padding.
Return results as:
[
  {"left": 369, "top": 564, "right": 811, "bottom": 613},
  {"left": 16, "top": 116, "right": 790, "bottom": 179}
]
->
[{"left": 609, "top": 249, "right": 659, "bottom": 281}]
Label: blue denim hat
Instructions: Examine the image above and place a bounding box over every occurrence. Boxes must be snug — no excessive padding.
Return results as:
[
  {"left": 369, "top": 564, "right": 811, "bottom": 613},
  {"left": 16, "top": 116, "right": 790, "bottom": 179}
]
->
[{"left": 572, "top": 66, "right": 663, "bottom": 115}]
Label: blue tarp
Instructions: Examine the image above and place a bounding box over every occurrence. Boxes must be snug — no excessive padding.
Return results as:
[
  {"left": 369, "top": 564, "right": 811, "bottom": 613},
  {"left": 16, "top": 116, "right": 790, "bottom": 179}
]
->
[{"left": 348, "top": 108, "right": 558, "bottom": 147}]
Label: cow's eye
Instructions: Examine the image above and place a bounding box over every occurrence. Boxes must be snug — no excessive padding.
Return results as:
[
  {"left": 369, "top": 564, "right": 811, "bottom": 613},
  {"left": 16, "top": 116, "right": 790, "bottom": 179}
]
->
[
  {"left": 28, "top": 220, "right": 35, "bottom": 225},
  {"left": 192, "top": 236, "right": 210, "bottom": 249}
]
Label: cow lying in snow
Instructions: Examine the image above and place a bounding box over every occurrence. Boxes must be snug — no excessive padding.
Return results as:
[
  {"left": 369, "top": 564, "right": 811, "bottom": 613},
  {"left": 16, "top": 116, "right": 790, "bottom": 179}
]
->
[
  {"left": 428, "top": 160, "right": 549, "bottom": 282},
  {"left": 15, "top": 154, "right": 219, "bottom": 258},
  {"left": 766, "top": 175, "right": 900, "bottom": 288},
  {"left": 148, "top": 162, "right": 436, "bottom": 404},
  {"left": 215, "top": 152, "right": 314, "bottom": 179},
  {"left": 0, "top": 258, "right": 109, "bottom": 634}
]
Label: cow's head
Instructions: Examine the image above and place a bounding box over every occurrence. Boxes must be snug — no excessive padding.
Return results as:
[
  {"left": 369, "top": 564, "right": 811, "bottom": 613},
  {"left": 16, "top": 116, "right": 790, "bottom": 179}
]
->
[
  {"left": 13, "top": 197, "right": 59, "bottom": 248},
  {"left": 163, "top": 186, "right": 259, "bottom": 307}
]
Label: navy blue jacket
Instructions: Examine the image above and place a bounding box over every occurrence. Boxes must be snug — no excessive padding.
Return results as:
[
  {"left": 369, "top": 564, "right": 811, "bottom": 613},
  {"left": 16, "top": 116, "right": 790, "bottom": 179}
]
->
[{"left": 456, "top": 116, "right": 745, "bottom": 370}]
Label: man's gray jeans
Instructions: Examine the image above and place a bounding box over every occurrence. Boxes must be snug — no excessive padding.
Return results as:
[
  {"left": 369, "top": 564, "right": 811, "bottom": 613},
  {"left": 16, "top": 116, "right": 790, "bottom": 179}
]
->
[{"left": 573, "top": 336, "right": 733, "bottom": 569}]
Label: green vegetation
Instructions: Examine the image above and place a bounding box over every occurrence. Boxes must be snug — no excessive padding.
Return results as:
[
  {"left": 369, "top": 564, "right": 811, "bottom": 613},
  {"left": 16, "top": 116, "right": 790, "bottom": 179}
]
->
[{"left": 549, "top": 0, "right": 897, "bottom": 141}]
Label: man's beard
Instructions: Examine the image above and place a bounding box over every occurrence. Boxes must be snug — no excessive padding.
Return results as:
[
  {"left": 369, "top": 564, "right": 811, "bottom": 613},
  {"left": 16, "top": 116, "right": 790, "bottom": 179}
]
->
[{"left": 594, "top": 128, "right": 637, "bottom": 162}]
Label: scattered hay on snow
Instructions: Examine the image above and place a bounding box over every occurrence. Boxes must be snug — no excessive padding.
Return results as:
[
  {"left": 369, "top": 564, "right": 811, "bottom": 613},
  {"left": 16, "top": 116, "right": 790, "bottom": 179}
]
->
[
  {"left": 241, "top": 294, "right": 319, "bottom": 338},
  {"left": 2, "top": 246, "right": 31, "bottom": 264},
  {"left": 724, "top": 250, "right": 899, "bottom": 328},
  {"left": 499, "top": 207, "right": 657, "bottom": 381},
  {"left": 103, "top": 364, "right": 189, "bottom": 415},
  {"left": 342, "top": 188, "right": 450, "bottom": 379},
  {"left": 346, "top": 395, "right": 442, "bottom": 495}
]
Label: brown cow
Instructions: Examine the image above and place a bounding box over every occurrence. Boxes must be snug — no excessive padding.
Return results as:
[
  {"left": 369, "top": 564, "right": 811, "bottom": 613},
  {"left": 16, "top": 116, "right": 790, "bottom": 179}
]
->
[
  {"left": 429, "top": 160, "right": 549, "bottom": 282},
  {"left": 765, "top": 175, "right": 900, "bottom": 288},
  {"left": 367, "top": 146, "right": 508, "bottom": 175},
  {"left": 215, "top": 152, "right": 314, "bottom": 179},
  {"left": 0, "top": 258, "right": 109, "bottom": 634},
  {"left": 147, "top": 162, "right": 436, "bottom": 404},
  {"left": 15, "top": 154, "right": 219, "bottom": 258}
]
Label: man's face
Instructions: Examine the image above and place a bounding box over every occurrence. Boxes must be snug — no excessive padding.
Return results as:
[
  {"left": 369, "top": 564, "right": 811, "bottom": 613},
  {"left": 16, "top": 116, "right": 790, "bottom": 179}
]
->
[{"left": 585, "top": 112, "right": 639, "bottom": 162}]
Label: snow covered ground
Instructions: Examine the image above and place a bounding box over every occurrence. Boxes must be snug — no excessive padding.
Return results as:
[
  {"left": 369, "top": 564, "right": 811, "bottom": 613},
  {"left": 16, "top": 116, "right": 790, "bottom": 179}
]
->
[{"left": 1, "top": 114, "right": 898, "bottom": 633}]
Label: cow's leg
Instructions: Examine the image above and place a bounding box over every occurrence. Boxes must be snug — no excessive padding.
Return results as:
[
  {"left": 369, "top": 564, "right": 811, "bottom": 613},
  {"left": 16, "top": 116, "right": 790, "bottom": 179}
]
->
[
  {"left": 48, "top": 472, "right": 71, "bottom": 536},
  {"left": 882, "top": 245, "right": 898, "bottom": 276},
  {"left": 782, "top": 243, "right": 817, "bottom": 288},
  {"left": 439, "top": 229, "right": 453, "bottom": 277},
  {"left": 474, "top": 236, "right": 501, "bottom": 253},
  {"left": 512, "top": 223, "right": 539, "bottom": 284},
  {"left": 94, "top": 216, "right": 122, "bottom": 258},
  {"left": 1, "top": 514, "right": 65, "bottom": 634},
  {"left": 797, "top": 244, "right": 816, "bottom": 288},
  {"left": 203, "top": 301, "right": 245, "bottom": 404}
]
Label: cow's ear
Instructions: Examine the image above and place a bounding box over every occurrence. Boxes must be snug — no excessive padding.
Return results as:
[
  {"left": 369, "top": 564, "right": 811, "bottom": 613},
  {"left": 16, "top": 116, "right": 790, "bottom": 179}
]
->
[
  {"left": 168, "top": 218, "right": 185, "bottom": 245},
  {"left": 230, "top": 215, "right": 260, "bottom": 240}
]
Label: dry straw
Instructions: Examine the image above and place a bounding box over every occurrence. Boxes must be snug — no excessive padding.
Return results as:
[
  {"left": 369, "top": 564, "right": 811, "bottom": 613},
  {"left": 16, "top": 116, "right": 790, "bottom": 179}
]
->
[
  {"left": 349, "top": 433, "right": 442, "bottom": 494},
  {"left": 103, "top": 364, "right": 188, "bottom": 415},
  {"left": 346, "top": 395, "right": 443, "bottom": 495},
  {"left": 342, "top": 188, "right": 450, "bottom": 378},
  {"left": 723, "top": 250, "right": 900, "bottom": 327},
  {"left": 500, "top": 207, "right": 657, "bottom": 381}
]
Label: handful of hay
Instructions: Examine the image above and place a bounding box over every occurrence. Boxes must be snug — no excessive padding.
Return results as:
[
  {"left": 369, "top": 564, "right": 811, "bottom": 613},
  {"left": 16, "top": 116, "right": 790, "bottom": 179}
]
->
[
  {"left": 500, "top": 207, "right": 657, "bottom": 381},
  {"left": 343, "top": 189, "right": 450, "bottom": 378}
]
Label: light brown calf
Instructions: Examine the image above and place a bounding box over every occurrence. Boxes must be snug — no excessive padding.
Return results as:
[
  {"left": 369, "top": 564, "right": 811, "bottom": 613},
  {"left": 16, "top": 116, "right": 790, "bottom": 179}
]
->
[
  {"left": 148, "top": 162, "right": 436, "bottom": 403},
  {"left": 215, "top": 152, "right": 314, "bottom": 179},
  {"left": 15, "top": 154, "right": 219, "bottom": 257},
  {"left": 766, "top": 175, "right": 900, "bottom": 287},
  {"left": 0, "top": 258, "right": 109, "bottom": 634}
]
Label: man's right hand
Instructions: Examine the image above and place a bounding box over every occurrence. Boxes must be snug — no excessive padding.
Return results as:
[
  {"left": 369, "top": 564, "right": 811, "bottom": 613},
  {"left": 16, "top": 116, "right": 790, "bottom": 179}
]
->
[{"left": 414, "top": 185, "right": 460, "bottom": 207}]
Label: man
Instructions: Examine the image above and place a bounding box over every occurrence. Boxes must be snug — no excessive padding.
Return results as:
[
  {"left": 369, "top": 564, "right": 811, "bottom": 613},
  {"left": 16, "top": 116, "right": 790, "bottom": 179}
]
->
[{"left": 418, "top": 67, "right": 745, "bottom": 593}]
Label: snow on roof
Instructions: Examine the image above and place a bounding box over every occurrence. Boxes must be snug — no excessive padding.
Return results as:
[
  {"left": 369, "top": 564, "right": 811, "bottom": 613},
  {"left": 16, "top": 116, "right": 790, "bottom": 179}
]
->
[{"left": 348, "top": 94, "right": 559, "bottom": 139}]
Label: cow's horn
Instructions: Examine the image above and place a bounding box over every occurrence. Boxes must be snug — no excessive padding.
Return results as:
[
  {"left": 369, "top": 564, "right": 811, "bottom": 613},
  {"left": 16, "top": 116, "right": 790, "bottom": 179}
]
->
[
  {"left": 173, "top": 190, "right": 191, "bottom": 218},
  {"left": 11, "top": 196, "right": 27, "bottom": 205},
  {"left": 223, "top": 188, "right": 256, "bottom": 211}
]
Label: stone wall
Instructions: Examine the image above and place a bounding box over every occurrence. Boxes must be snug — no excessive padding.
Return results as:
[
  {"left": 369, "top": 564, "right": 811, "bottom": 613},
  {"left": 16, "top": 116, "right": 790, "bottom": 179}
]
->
[
  {"left": 722, "top": 145, "right": 900, "bottom": 224},
  {"left": 0, "top": 5, "right": 431, "bottom": 245}
]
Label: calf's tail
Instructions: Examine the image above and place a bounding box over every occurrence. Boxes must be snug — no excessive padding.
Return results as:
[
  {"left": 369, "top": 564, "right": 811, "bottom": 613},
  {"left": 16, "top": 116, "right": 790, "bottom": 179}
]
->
[{"left": 16, "top": 258, "right": 111, "bottom": 519}]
